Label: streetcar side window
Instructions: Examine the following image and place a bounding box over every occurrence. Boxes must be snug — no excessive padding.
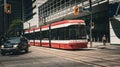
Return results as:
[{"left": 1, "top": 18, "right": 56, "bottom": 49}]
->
[
  {"left": 50, "top": 25, "right": 87, "bottom": 40},
  {"left": 68, "top": 25, "right": 86, "bottom": 40},
  {"left": 51, "top": 29, "right": 59, "bottom": 40},
  {"left": 69, "top": 29, "right": 76, "bottom": 39},
  {"left": 42, "top": 30, "right": 49, "bottom": 40},
  {"left": 59, "top": 27, "right": 69, "bottom": 40},
  {"left": 35, "top": 32, "right": 40, "bottom": 40},
  {"left": 59, "top": 28, "right": 66, "bottom": 40},
  {"left": 26, "top": 33, "right": 35, "bottom": 40},
  {"left": 51, "top": 27, "right": 69, "bottom": 40}
]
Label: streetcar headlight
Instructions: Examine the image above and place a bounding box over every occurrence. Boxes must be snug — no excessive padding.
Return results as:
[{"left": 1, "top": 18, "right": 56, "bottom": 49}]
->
[{"left": 13, "top": 44, "right": 18, "bottom": 48}]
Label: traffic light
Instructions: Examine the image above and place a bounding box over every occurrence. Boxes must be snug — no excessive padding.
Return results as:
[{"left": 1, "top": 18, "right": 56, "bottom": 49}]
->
[
  {"left": 73, "top": 5, "right": 79, "bottom": 15},
  {"left": 6, "top": 3, "right": 11, "bottom": 14}
]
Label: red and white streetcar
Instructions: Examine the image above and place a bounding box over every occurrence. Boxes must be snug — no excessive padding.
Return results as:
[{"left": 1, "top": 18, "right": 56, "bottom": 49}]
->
[{"left": 25, "top": 20, "right": 88, "bottom": 49}]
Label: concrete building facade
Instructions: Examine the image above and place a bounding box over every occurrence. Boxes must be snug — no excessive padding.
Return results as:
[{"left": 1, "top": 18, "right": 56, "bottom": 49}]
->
[
  {"left": 24, "top": 0, "right": 109, "bottom": 42},
  {"left": 23, "top": 0, "right": 47, "bottom": 30}
]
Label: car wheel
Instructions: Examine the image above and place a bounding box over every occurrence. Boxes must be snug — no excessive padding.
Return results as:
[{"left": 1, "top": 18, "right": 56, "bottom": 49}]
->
[
  {"left": 1, "top": 52, "right": 5, "bottom": 55},
  {"left": 25, "top": 49, "right": 28, "bottom": 53}
]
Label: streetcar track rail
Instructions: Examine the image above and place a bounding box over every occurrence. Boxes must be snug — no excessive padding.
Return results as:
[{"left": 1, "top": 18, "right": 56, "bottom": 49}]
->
[
  {"left": 0, "top": 62, "right": 5, "bottom": 67},
  {"left": 58, "top": 49, "right": 120, "bottom": 63},
  {"left": 32, "top": 48, "right": 120, "bottom": 67},
  {"left": 0, "top": 46, "right": 119, "bottom": 67},
  {"left": 33, "top": 46, "right": 120, "bottom": 67},
  {"left": 33, "top": 49, "right": 104, "bottom": 67}
]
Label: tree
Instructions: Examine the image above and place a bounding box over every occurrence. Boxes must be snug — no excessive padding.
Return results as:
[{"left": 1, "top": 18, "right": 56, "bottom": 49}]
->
[{"left": 7, "top": 19, "right": 23, "bottom": 36}]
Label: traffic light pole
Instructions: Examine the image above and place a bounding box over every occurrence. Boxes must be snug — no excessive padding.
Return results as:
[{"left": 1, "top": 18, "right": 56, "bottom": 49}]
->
[
  {"left": 90, "top": 17, "right": 93, "bottom": 48},
  {"left": 3, "top": 0, "right": 6, "bottom": 35},
  {"left": 49, "top": 24, "right": 51, "bottom": 48},
  {"left": 22, "top": 0, "right": 24, "bottom": 35},
  {"left": 89, "top": 0, "right": 93, "bottom": 48},
  {"left": 22, "top": 0, "right": 24, "bottom": 22},
  {"left": 3, "top": 11, "right": 5, "bottom": 36}
]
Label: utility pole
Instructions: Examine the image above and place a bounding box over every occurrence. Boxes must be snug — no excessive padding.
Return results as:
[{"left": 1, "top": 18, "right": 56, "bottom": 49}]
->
[
  {"left": 27, "top": 22, "right": 32, "bottom": 45},
  {"left": 89, "top": 0, "right": 93, "bottom": 48},
  {"left": 39, "top": 16, "right": 42, "bottom": 46},
  {"left": 49, "top": 24, "right": 51, "bottom": 48},
  {"left": 39, "top": 26, "right": 42, "bottom": 46},
  {"left": 3, "top": 0, "right": 6, "bottom": 35},
  {"left": 22, "top": 0, "right": 24, "bottom": 35},
  {"left": 0, "top": 0, "right": 4, "bottom": 35}
]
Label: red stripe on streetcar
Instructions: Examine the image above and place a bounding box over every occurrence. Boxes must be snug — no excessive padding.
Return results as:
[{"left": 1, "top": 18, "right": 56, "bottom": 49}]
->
[{"left": 25, "top": 20, "right": 85, "bottom": 33}]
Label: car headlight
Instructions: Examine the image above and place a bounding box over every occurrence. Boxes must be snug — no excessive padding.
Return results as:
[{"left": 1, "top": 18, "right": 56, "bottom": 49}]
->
[
  {"left": 1, "top": 45, "right": 4, "bottom": 48},
  {"left": 13, "top": 45, "right": 18, "bottom": 48}
]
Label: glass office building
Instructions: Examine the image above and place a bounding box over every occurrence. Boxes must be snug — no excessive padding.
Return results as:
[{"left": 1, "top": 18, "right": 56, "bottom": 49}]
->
[
  {"left": 0, "top": 0, "right": 33, "bottom": 35},
  {"left": 0, "top": 0, "right": 23, "bottom": 35},
  {"left": 37, "top": 0, "right": 109, "bottom": 42}
]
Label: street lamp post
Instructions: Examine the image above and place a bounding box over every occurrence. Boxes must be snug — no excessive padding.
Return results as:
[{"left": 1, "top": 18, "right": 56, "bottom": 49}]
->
[
  {"left": 28, "top": 22, "right": 31, "bottom": 45},
  {"left": 39, "top": 16, "right": 43, "bottom": 47},
  {"left": 39, "top": 26, "right": 42, "bottom": 46},
  {"left": 0, "top": 1, "right": 4, "bottom": 35},
  {"left": 22, "top": 0, "right": 24, "bottom": 22},
  {"left": 41, "top": 16, "right": 51, "bottom": 47},
  {"left": 89, "top": 0, "right": 93, "bottom": 48},
  {"left": 22, "top": 0, "right": 24, "bottom": 35},
  {"left": 33, "top": 27, "right": 35, "bottom": 46},
  {"left": 49, "top": 24, "right": 51, "bottom": 48},
  {"left": 27, "top": 23, "right": 30, "bottom": 39},
  {"left": 28, "top": 23, "right": 30, "bottom": 33},
  {"left": 3, "top": 0, "right": 6, "bottom": 35},
  {"left": 43, "top": 16, "right": 51, "bottom": 48},
  {"left": 27, "top": 23, "right": 32, "bottom": 45}
]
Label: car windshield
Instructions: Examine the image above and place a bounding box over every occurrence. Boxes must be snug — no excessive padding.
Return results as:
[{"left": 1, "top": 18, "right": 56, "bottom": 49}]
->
[{"left": 5, "top": 37, "right": 21, "bottom": 44}]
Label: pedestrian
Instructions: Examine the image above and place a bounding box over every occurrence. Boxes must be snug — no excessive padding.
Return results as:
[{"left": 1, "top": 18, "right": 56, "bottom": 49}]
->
[
  {"left": 102, "top": 35, "right": 106, "bottom": 46},
  {"left": 86, "top": 35, "right": 89, "bottom": 41}
]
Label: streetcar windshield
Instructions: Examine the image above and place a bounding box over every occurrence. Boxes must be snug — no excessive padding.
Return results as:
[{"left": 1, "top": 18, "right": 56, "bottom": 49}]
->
[{"left": 69, "top": 25, "right": 86, "bottom": 39}]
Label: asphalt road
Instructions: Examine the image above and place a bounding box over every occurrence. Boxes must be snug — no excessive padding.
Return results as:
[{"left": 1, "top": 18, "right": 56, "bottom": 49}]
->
[{"left": 0, "top": 45, "right": 120, "bottom": 67}]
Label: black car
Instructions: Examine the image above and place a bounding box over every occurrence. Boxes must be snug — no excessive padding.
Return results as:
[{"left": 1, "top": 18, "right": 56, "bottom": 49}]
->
[{"left": 0, "top": 37, "right": 29, "bottom": 55}]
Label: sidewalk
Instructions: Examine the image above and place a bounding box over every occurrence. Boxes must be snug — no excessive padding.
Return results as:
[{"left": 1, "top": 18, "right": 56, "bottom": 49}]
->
[{"left": 87, "top": 42, "right": 120, "bottom": 50}]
